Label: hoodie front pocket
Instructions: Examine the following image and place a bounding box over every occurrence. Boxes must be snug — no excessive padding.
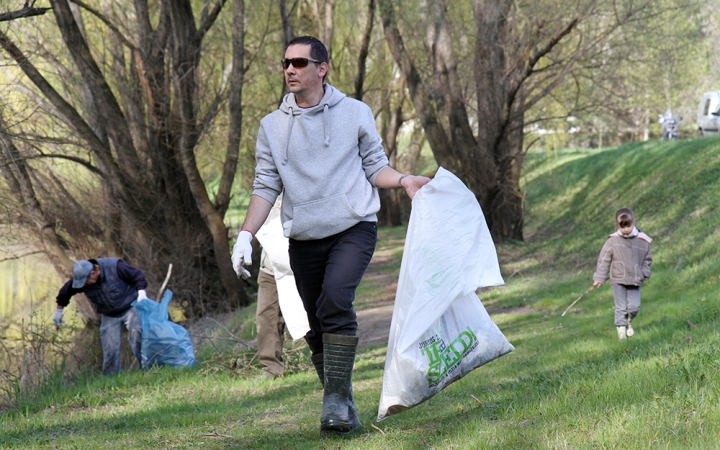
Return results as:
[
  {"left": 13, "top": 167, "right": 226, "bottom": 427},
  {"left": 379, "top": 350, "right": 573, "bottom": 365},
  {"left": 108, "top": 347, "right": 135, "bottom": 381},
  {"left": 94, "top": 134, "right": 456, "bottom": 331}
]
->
[{"left": 290, "top": 193, "right": 362, "bottom": 239}]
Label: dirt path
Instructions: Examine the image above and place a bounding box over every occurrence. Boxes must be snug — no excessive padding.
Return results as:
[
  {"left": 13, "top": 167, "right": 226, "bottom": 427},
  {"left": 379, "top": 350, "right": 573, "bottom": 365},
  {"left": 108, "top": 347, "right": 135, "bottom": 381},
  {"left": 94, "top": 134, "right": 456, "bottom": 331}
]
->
[{"left": 355, "top": 251, "right": 398, "bottom": 349}]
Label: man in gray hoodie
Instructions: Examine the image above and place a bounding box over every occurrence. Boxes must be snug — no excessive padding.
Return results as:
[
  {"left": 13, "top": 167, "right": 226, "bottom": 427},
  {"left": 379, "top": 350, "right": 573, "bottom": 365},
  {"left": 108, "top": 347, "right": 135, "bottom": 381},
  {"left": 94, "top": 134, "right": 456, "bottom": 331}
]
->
[{"left": 231, "top": 36, "right": 430, "bottom": 435}]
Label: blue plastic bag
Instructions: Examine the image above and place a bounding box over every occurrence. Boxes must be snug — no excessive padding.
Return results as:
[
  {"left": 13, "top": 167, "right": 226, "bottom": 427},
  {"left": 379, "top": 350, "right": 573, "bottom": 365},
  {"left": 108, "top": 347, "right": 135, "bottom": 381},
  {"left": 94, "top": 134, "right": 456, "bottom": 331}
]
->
[{"left": 133, "top": 290, "right": 195, "bottom": 368}]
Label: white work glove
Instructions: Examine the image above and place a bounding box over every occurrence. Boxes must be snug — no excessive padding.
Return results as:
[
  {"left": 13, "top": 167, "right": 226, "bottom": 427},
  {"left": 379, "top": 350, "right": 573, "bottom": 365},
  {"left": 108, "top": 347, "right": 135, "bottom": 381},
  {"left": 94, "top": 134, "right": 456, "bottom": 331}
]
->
[
  {"left": 52, "top": 308, "right": 64, "bottom": 327},
  {"left": 231, "top": 230, "right": 253, "bottom": 278},
  {"left": 137, "top": 290, "right": 147, "bottom": 301}
]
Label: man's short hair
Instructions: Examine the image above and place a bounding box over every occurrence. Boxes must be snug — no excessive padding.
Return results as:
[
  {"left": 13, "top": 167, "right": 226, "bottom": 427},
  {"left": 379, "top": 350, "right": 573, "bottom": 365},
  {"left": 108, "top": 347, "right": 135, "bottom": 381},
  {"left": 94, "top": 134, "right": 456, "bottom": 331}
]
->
[{"left": 287, "top": 36, "right": 328, "bottom": 64}]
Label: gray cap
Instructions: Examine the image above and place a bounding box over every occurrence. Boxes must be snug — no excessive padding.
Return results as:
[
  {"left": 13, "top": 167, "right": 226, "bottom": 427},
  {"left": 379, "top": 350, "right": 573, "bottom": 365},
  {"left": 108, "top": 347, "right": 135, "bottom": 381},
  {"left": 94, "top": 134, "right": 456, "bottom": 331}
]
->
[{"left": 71, "top": 260, "right": 94, "bottom": 288}]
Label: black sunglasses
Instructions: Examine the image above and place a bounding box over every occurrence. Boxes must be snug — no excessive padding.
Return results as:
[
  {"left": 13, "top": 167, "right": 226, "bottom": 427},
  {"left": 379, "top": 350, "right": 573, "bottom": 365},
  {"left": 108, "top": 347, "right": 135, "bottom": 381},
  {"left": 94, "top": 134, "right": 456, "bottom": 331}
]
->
[{"left": 282, "top": 57, "right": 322, "bottom": 69}]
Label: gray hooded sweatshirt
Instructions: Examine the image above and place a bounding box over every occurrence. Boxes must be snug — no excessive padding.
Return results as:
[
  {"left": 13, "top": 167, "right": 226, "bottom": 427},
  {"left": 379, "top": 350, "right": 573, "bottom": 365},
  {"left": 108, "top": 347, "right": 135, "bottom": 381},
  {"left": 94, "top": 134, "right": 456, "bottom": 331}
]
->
[{"left": 252, "top": 84, "right": 389, "bottom": 240}]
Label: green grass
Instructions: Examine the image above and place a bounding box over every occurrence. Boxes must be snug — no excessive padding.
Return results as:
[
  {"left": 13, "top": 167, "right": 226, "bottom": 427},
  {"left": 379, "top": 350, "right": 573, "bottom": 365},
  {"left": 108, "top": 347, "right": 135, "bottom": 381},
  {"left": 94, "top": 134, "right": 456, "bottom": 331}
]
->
[{"left": 4, "top": 138, "right": 720, "bottom": 448}]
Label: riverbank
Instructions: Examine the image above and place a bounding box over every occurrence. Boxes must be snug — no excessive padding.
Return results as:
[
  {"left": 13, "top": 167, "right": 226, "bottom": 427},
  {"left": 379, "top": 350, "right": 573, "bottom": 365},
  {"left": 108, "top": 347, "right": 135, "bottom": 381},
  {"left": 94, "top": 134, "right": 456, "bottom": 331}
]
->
[{"left": 3, "top": 139, "right": 720, "bottom": 448}]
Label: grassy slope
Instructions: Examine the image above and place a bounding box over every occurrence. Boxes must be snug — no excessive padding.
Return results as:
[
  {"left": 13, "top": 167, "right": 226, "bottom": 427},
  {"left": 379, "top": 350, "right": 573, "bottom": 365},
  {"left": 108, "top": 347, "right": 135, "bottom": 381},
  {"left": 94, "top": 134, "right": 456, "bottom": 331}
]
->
[{"left": 3, "top": 138, "right": 720, "bottom": 448}]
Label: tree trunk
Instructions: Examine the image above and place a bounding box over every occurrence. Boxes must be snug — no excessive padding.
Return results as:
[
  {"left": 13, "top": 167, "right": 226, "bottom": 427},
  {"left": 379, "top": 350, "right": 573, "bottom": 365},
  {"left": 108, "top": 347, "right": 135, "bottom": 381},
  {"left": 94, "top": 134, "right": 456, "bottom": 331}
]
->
[
  {"left": 405, "top": 122, "right": 426, "bottom": 176},
  {"left": 473, "top": 0, "right": 524, "bottom": 240},
  {"left": 380, "top": 0, "right": 502, "bottom": 233},
  {"left": 380, "top": 0, "right": 589, "bottom": 242},
  {"left": 379, "top": 3, "right": 464, "bottom": 177},
  {"left": 377, "top": 91, "right": 407, "bottom": 226},
  {"left": 0, "top": 0, "right": 251, "bottom": 314},
  {"left": 353, "top": 0, "right": 375, "bottom": 101},
  {"left": 214, "top": 0, "right": 245, "bottom": 218},
  {"left": 277, "top": 0, "right": 293, "bottom": 101},
  {"left": 322, "top": 0, "right": 336, "bottom": 59},
  {"left": 168, "top": 1, "right": 247, "bottom": 309}
]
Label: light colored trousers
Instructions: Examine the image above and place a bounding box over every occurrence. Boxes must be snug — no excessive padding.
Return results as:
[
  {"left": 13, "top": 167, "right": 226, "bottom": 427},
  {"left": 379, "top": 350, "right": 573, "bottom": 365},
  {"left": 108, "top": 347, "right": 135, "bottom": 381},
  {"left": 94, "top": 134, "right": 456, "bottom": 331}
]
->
[
  {"left": 99, "top": 306, "right": 142, "bottom": 375},
  {"left": 611, "top": 284, "right": 641, "bottom": 327},
  {"left": 256, "top": 270, "right": 286, "bottom": 376}
]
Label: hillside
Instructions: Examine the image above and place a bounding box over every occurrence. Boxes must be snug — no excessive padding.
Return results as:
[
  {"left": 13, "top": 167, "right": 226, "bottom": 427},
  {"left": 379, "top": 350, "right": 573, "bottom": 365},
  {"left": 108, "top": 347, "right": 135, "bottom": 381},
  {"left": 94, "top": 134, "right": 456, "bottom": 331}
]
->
[{"left": 3, "top": 138, "right": 720, "bottom": 448}]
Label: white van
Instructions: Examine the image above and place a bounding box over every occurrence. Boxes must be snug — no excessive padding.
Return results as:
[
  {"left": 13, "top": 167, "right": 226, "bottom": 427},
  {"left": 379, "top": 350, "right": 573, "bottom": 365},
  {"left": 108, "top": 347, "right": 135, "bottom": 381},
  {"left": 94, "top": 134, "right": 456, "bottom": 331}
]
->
[{"left": 697, "top": 91, "right": 720, "bottom": 136}]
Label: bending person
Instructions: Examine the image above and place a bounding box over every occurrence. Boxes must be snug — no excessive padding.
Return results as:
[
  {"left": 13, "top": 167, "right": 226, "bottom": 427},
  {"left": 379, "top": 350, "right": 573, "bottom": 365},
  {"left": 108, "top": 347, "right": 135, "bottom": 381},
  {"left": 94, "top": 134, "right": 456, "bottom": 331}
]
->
[{"left": 54, "top": 258, "right": 148, "bottom": 375}]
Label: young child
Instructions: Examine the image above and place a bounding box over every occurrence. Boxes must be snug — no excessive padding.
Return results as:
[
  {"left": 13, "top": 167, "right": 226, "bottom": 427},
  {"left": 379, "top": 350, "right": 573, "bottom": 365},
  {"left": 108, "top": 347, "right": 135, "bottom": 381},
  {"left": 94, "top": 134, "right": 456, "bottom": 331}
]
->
[{"left": 592, "top": 208, "right": 653, "bottom": 340}]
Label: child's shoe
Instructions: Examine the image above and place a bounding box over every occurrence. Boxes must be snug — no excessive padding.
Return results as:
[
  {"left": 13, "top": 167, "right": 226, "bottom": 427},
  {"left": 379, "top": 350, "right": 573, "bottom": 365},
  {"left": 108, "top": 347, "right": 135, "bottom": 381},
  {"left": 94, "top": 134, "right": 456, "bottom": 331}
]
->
[
  {"left": 626, "top": 318, "right": 634, "bottom": 337},
  {"left": 616, "top": 326, "right": 627, "bottom": 340}
]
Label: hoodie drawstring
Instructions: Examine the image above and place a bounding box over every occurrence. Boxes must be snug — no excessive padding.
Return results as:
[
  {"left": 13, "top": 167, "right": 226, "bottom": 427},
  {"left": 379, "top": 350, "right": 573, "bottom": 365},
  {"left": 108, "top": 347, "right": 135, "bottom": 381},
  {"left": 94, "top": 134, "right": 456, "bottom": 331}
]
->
[
  {"left": 282, "top": 103, "right": 330, "bottom": 164},
  {"left": 282, "top": 107, "right": 295, "bottom": 165},
  {"left": 323, "top": 104, "right": 330, "bottom": 147}
]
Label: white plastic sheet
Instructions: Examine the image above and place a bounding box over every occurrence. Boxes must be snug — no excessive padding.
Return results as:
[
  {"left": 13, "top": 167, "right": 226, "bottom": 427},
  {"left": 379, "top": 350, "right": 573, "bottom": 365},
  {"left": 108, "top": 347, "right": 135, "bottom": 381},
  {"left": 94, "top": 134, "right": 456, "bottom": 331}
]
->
[
  {"left": 256, "top": 211, "right": 310, "bottom": 341},
  {"left": 377, "top": 167, "right": 514, "bottom": 421}
]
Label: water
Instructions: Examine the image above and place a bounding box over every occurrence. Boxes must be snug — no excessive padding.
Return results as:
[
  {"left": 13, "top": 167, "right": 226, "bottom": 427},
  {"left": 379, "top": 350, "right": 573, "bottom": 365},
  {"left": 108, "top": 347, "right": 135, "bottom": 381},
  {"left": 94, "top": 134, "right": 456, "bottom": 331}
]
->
[
  {"left": 0, "top": 254, "right": 184, "bottom": 329},
  {"left": 0, "top": 253, "right": 79, "bottom": 395},
  {"left": 0, "top": 254, "right": 66, "bottom": 334}
]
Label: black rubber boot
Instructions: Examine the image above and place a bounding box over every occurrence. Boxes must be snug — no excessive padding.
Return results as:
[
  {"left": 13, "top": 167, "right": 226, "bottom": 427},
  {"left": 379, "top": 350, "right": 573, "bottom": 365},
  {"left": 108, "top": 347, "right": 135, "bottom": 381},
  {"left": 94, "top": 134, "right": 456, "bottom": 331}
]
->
[
  {"left": 311, "top": 352, "right": 324, "bottom": 387},
  {"left": 320, "top": 333, "right": 362, "bottom": 435}
]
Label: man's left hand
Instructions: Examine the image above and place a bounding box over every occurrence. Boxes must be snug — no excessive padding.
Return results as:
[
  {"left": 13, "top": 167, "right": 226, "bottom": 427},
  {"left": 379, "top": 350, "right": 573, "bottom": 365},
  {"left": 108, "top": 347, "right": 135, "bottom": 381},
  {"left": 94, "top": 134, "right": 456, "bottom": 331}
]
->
[
  {"left": 52, "top": 308, "right": 64, "bottom": 327},
  {"left": 137, "top": 290, "right": 148, "bottom": 301},
  {"left": 401, "top": 175, "right": 432, "bottom": 200}
]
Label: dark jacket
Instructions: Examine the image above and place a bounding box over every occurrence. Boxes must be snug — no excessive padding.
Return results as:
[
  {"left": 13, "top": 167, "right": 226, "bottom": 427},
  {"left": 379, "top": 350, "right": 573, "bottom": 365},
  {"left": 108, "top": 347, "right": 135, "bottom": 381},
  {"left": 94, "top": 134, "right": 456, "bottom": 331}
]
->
[{"left": 56, "top": 258, "right": 147, "bottom": 316}]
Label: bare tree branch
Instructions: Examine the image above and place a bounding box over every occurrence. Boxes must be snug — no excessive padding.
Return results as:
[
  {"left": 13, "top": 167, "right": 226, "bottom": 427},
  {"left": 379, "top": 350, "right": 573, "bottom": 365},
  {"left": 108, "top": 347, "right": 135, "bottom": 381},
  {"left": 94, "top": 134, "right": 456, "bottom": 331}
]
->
[
  {"left": 0, "top": 30, "right": 111, "bottom": 168},
  {"left": 525, "top": 18, "right": 578, "bottom": 83},
  {"left": 0, "top": 6, "right": 49, "bottom": 22},
  {"left": 0, "top": 152, "right": 101, "bottom": 176},
  {"left": 68, "top": 0, "right": 138, "bottom": 50},
  {"left": 197, "top": 0, "right": 228, "bottom": 42}
]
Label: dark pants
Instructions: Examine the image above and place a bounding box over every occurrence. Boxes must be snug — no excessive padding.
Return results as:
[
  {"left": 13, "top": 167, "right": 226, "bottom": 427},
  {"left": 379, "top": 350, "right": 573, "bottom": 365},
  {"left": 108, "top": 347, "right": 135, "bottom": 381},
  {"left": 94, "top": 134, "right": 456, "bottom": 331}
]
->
[{"left": 289, "top": 221, "right": 377, "bottom": 355}]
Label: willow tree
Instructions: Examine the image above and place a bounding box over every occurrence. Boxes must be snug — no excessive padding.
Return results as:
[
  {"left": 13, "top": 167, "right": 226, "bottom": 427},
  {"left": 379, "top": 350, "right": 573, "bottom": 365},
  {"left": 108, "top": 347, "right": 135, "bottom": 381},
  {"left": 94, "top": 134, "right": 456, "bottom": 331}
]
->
[
  {"left": 379, "top": 0, "right": 698, "bottom": 240},
  {"left": 0, "top": 0, "right": 250, "bottom": 316}
]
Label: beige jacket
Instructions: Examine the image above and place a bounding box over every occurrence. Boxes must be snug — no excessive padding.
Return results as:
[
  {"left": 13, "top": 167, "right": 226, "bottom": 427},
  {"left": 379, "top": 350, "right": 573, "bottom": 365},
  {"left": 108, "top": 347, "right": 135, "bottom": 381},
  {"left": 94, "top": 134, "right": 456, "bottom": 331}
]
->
[{"left": 593, "top": 228, "right": 652, "bottom": 286}]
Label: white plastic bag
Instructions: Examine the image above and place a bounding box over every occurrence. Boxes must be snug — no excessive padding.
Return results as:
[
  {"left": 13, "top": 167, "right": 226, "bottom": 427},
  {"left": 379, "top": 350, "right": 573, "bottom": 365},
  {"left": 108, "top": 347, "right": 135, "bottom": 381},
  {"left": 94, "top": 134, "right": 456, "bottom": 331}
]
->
[
  {"left": 256, "top": 210, "right": 310, "bottom": 341},
  {"left": 377, "top": 167, "right": 514, "bottom": 421}
]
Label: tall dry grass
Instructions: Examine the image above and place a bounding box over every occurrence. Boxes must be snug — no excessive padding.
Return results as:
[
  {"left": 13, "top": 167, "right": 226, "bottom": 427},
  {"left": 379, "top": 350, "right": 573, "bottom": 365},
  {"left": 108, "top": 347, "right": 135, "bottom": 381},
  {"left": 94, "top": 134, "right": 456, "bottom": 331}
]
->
[{"left": 0, "top": 312, "right": 103, "bottom": 414}]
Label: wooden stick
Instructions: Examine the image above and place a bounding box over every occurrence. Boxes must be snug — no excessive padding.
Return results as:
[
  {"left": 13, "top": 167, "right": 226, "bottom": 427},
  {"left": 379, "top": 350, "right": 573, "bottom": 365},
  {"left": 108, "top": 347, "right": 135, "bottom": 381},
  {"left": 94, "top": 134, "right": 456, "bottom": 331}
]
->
[
  {"left": 561, "top": 285, "right": 595, "bottom": 316},
  {"left": 206, "top": 317, "right": 257, "bottom": 350},
  {"left": 156, "top": 263, "right": 173, "bottom": 301}
]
